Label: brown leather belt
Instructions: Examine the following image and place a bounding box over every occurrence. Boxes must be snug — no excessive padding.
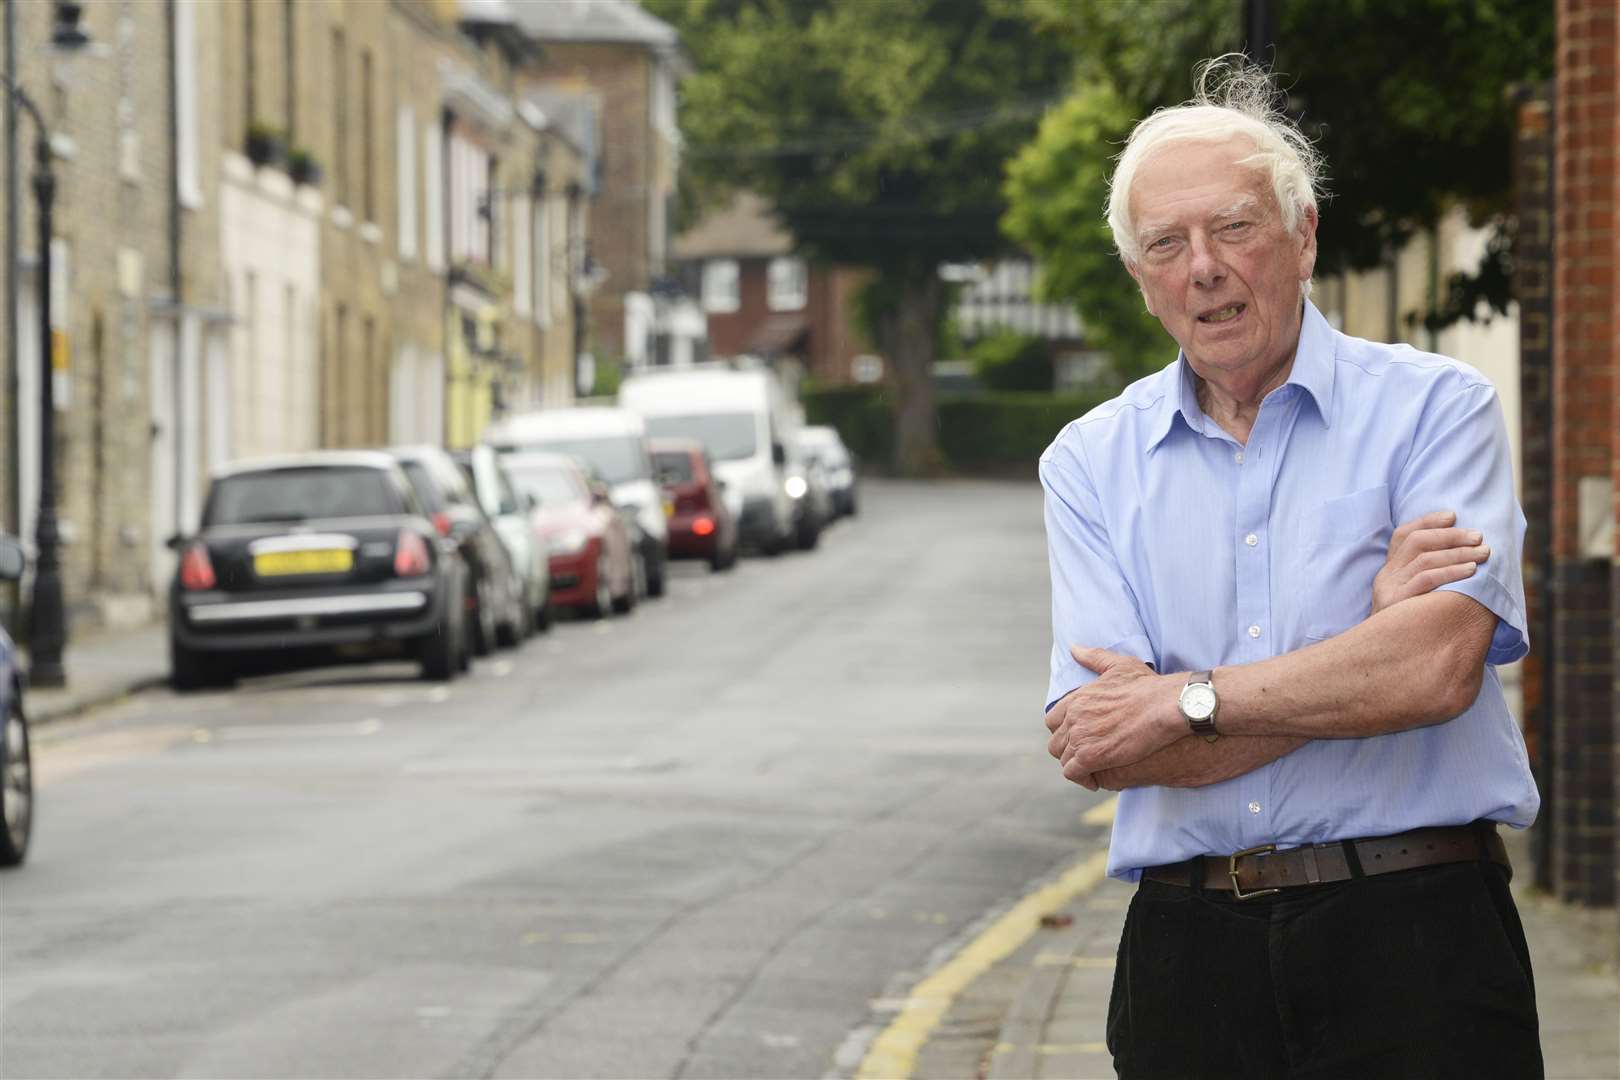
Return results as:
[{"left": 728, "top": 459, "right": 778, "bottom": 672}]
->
[{"left": 1141, "top": 822, "right": 1510, "bottom": 900}]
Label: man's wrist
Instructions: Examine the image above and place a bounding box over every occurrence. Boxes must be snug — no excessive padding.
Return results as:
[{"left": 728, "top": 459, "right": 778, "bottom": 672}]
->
[{"left": 1164, "top": 673, "right": 1193, "bottom": 741}]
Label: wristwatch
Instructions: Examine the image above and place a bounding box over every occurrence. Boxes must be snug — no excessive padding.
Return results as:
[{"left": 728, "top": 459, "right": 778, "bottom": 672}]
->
[{"left": 1179, "top": 670, "right": 1220, "bottom": 742}]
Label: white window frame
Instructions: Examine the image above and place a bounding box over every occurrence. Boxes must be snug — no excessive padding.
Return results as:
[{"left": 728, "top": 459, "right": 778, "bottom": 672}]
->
[
  {"left": 533, "top": 192, "right": 551, "bottom": 328},
  {"left": 513, "top": 193, "right": 531, "bottom": 318},
  {"left": 767, "top": 256, "right": 807, "bottom": 311},
  {"left": 396, "top": 106, "right": 417, "bottom": 261},
  {"left": 702, "top": 259, "right": 740, "bottom": 314},
  {"left": 423, "top": 122, "right": 444, "bottom": 271}
]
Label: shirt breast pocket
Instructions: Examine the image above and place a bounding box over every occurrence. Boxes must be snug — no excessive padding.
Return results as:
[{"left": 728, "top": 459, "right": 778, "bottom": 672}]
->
[{"left": 1297, "top": 484, "right": 1391, "bottom": 641}]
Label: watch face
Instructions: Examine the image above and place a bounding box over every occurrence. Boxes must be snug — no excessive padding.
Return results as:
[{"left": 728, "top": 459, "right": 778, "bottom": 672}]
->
[{"left": 1181, "top": 683, "right": 1217, "bottom": 721}]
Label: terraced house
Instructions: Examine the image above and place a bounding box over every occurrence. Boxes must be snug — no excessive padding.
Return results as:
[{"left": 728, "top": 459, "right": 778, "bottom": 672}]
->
[{"left": 1, "top": 0, "right": 608, "bottom": 635}]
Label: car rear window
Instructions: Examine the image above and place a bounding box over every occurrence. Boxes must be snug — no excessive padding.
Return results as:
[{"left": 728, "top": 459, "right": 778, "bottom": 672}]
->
[
  {"left": 399, "top": 461, "right": 441, "bottom": 511},
  {"left": 205, "top": 467, "right": 399, "bottom": 526},
  {"left": 643, "top": 413, "right": 757, "bottom": 462},
  {"left": 511, "top": 436, "right": 649, "bottom": 485},
  {"left": 652, "top": 451, "right": 695, "bottom": 484},
  {"left": 503, "top": 461, "right": 588, "bottom": 507}
]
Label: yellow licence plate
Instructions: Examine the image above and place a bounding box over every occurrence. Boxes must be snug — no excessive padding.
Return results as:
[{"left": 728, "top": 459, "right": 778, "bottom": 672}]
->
[{"left": 254, "top": 549, "right": 353, "bottom": 577}]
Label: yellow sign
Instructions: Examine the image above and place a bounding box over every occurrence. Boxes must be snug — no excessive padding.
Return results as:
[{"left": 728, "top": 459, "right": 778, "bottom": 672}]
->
[{"left": 253, "top": 549, "right": 354, "bottom": 577}]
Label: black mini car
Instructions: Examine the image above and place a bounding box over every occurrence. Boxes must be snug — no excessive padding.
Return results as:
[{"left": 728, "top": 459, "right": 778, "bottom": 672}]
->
[{"left": 168, "top": 451, "right": 469, "bottom": 688}]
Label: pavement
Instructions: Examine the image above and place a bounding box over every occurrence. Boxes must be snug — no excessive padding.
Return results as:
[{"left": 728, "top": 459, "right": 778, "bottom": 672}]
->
[
  {"left": 19, "top": 620, "right": 1620, "bottom": 1080},
  {"left": 967, "top": 821, "right": 1620, "bottom": 1080},
  {"left": 18, "top": 617, "right": 169, "bottom": 724}
]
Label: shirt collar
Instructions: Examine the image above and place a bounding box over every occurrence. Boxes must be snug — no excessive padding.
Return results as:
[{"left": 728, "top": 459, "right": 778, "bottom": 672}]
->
[{"left": 1144, "top": 299, "right": 1336, "bottom": 455}]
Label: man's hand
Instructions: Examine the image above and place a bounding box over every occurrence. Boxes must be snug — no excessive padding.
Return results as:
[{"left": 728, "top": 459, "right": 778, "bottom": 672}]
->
[
  {"left": 1372, "top": 510, "right": 1490, "bottom": 615},
  {"left": 1045, "top": 646, "right": 1182, "bottom": 790}
]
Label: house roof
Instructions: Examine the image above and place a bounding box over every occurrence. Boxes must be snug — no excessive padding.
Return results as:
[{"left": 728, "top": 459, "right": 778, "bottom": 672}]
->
[
  {"left": 505, "top": 0, "right": 679, "bottom": 48},
  {"left": 673, "top": 191, "right": 796, "bottom": 260}
]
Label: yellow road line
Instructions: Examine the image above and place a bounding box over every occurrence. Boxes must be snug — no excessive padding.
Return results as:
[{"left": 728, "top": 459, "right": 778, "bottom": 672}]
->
[
  {"left": 1080, "top": 795, "right": 1117, "bottom": 826},
  {"left": 854, "top": 848, "right": 1110, "bottom": 1080}
]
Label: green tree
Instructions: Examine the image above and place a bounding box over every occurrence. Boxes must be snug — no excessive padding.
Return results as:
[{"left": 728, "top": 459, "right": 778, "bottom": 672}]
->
[
  {"left": 969, "top": 330, "right": 1054, "bottom": 392},
  {"left": 645, "top": 0, "right": 1074, "bottom": 474},
  {"left": 1003, "top": 0, "right": 1553, "bottom": 377}
]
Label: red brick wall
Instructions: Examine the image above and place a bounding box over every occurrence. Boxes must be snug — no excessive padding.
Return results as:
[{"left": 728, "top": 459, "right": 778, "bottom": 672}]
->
[
  {"left": 1551, "top": 0, "right": 1617, "bottom": 908},
  {"left": 698, "top": 259, "right": 870, "bottom": 379},
  {"left": 524, "top": 43, "right": 653, "bottom": 358},
  {"left": 1514, "top": 87, "right": 1555, "bottom": 887}
]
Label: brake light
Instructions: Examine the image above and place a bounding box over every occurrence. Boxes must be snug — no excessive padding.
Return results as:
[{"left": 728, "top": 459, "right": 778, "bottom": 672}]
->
[
  {"left": 179, "top": 543, "right": 216, "bottom": 591},
  {"left": 394, "top": 529, "right": 432, "bottom": 577},
  {"left": 431, "top": 511, "right": 452, "bottom": 537},
  {"left": 691, "top": 515, "right": 716, "bottom": 537}
]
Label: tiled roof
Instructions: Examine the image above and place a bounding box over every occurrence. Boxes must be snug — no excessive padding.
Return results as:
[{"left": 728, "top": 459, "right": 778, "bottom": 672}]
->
[
  {"left": 673, "top": 192, "right": 796, "bottom": 260},
  {"left": 505, "top": 0, "right": 679, "bottom": 47}
]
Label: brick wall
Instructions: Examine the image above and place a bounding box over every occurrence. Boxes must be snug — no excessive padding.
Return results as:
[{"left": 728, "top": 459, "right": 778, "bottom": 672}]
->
[
  {"left": 524, "top": 42, "right": 654, "bottom": 360},
  {"left": 1514, "top": 85, "right": 1556, "bottom": 888},
  {"left": 1550, "top": 0, "right": 1617, "bottom": 909}
]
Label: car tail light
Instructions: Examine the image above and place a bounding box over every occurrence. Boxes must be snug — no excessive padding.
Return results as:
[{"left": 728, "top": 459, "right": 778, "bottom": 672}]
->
[
  {"left": 431, "top": 511, "right": 452, "bottom": 537},
  {"left": 179, "top": 543, "right": 216, "bottom": 591},
  {"left": 394, "top": 529, "right": 431, "bottom": 577},
  {"left": 692, "top": 515, "right": 716, "bottom": 537}
]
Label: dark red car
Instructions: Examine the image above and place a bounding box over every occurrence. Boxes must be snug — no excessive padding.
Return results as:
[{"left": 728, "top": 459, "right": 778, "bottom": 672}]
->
[
  {"left": 498, "top": 452, "right": 637, "bottom": 618},
  {"left": 650, "top": 438, "right": 738, "bottom": 572}
]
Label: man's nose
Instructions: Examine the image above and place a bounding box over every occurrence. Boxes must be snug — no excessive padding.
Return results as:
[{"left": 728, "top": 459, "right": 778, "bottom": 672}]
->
[{"left": 1189, "top": 234, "right": 1226, "bottom": 289}]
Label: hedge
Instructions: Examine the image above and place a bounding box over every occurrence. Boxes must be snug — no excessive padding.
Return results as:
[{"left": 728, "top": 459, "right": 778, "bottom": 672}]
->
[{"left": 803, "top": 385, "right": 1108, "bottom": 474}]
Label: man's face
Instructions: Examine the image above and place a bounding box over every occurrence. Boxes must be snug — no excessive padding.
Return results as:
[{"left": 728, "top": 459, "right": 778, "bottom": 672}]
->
[{"left": 1126, "top": 138, "right": 1317, "bottom": 387}]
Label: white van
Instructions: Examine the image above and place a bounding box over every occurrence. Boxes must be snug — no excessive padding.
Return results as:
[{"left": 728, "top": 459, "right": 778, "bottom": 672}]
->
[
  {"left": 618, "top": 368, "right": 797, "bottom": 554},
  {"left": 485, "top": 407, "right": 669, "bottom": 596}
]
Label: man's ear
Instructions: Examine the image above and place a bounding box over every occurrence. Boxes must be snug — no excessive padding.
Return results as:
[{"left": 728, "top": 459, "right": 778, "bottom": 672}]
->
[{"left": 1296, "top": 205, "right": 1319, "bottom": 283}]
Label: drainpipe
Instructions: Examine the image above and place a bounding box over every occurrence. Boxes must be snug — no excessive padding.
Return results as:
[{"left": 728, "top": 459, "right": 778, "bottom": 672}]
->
[{"left": 4, "top": 0, "right": 20, "bottom": 626}]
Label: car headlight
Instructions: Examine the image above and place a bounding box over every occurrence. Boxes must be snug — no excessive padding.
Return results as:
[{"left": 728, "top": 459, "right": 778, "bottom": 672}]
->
[
  {"left": 785, "top": 475, "right": 808, "bottom": 499},
  {"left": 551, "top": 529, "right": 589, "bottom": 555}
]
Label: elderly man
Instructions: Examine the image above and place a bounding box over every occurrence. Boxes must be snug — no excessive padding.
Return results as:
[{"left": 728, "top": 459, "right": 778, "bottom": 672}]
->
[{"left": 1040, "top": 59, "right": 1541, "bottom": 1078}]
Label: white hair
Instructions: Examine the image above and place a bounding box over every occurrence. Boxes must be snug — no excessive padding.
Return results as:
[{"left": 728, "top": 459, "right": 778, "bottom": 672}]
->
[{"left": 1107, "top": 56, "right": 1325, "bottom": 273}]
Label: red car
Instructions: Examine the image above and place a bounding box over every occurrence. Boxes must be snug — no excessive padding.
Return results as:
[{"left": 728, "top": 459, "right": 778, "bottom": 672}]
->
[
  {"left": 649, "top": 438, "right": 738, "bottom": 571},
  {"left": 499, "top": 452, "right": 637, "bottom": 618}
]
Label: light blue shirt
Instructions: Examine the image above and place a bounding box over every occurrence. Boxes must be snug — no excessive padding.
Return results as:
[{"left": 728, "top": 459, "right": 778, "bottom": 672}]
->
[{"left": 1040, "top": 301, "right": 1539, "bottom": 881}]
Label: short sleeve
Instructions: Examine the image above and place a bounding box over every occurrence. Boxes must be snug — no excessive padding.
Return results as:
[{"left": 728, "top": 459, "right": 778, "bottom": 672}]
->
[
  {"left": 1041, "top": 433, "right": 1157, "bottom": 711},
  {"left": 1392, "top": 382, "right": 1528, "bottom": 664}
]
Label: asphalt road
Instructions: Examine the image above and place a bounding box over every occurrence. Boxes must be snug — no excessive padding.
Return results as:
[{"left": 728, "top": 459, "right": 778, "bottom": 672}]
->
[{"left": 1, "top": 478, "right": 1109, "bottom": 1080}]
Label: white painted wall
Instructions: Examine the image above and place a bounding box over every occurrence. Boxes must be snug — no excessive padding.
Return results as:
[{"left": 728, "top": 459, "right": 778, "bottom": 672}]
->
[{"left": 219, "top": 153, "right": 323, "bottom": 463}]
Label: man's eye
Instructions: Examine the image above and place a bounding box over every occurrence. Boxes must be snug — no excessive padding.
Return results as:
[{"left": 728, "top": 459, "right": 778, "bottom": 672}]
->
[
  {"left": 1224, "top": 221, "right": 1250, "bottom": 232},
  {"left": 1148, "top": 236, "right": 1175, "bottom": 250}
]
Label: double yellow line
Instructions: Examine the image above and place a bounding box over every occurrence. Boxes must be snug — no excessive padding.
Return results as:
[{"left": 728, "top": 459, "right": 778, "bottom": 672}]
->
[{"left": 855, "top": 796, "right": 1117, "bottom": 1079}]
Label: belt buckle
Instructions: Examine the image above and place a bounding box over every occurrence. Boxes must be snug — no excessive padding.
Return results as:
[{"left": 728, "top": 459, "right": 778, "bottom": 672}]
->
[{"left": 1229, "top": 844, "right": 1281, "bottom": 901}]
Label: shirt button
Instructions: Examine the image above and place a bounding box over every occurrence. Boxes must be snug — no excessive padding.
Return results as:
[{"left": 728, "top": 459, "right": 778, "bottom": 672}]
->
[
  {"left": 1249, "top": 801, "right": 1262, "bottom": 814},
  {"left": 1248, "top": 624, "right": 1262, "bottom": 638},
  {"left": 1234, "top": 451, "right": 1245, "bottom": 464},
  {"left": 1245, "top": 533, "right": 1258, "bottom": 547}
]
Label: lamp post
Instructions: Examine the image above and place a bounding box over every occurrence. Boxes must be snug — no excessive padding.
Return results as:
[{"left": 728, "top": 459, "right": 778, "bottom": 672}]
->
[{"left": 2, "top": 0, "right": 92, "bottom": 687}]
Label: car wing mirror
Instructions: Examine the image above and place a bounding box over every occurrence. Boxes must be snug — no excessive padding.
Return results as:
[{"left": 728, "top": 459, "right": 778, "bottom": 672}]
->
[
  {"left": 165, "top": 533, "right": 187, "bottom": 551},
  {"left": 772, "top": 442, "right": 787, "bottom": 466}
]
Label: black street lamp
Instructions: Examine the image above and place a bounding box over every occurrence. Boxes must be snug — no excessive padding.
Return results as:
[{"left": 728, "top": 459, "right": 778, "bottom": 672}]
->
[{"left": 2, "top": 0, "right": 93, "bottom": 687}]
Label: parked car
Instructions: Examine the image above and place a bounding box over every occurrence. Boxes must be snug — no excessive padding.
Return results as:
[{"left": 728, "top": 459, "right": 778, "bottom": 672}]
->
[
  {"left": 168, "top": 451, "right": 469, "bottom": 687},
  {"left": 650, "top": 438, "right": 738, "bottom": 571},
  {"left": 389, "top": 445, "right": 528, "bottom": 655},
  {"left": 499, "top": 451, "right": 637, "bottom": 618},
  {"left": 486, "top": 408, "right": 669, "bottom": 598},
  {"left": 0, "top": 533, "right": 33, "bottom": 867},
  {"left": 795, "top": 425, "right": 858, "bottom": 517},
  {"left": 783, "top": 442, "right": 834, "bottom": 551},
  {"left": 452, "top": 445, "right": 552, "bottom": 634},
  {"left": 618, "top": 367, "right": 798, "bottom": 556}
]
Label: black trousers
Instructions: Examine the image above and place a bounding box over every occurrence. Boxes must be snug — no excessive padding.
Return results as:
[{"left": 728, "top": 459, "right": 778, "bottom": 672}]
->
[{"left": 1106, "top": 860, "right": 1543, "bottom": 1079}]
